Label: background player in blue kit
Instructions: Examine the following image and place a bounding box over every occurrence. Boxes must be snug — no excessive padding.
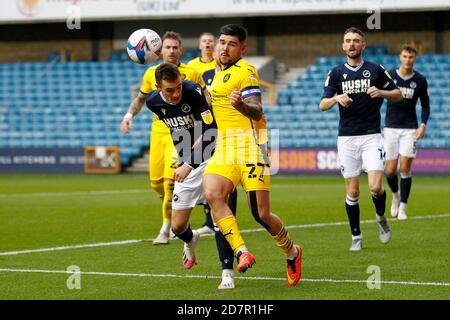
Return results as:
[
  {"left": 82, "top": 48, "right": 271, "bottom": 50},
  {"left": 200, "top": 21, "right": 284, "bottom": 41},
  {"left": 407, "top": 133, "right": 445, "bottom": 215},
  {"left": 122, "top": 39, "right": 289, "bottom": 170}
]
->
[
  {"left": 384, "top": 45, "right": 430, "bottom": 220},
  {"left": 319, "top": 27, "right": 402, "bottom": 251}
]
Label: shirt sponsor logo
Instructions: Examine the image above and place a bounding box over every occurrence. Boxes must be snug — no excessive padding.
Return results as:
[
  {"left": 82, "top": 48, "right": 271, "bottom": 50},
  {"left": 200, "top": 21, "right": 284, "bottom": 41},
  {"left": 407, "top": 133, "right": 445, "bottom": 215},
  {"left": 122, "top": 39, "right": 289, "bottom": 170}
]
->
[
  {"left": 399, "top": 86, "right": 415, "bottom": 99},
  {"left": 341, "top": 79, "right": 371, "bottom": 94},
  {"left": 163, "top": 114, "right": 196, "bottom": 130}
]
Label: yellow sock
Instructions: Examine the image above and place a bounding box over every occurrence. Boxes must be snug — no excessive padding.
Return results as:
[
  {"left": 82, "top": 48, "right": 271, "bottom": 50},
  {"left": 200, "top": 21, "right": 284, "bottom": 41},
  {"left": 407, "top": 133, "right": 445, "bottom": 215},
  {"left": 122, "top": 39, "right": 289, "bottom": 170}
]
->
[
  {"left": 150, "top": 182, "right": 164, "bottom": 201},
  {"left": 161, "top": 180, "right": 174, "bottom": 223},
  {"left": 272, "top": 225, "right": 295, "bottom": 256},
  {"left": 216, "top": 215, "right": 246, "bottom": 254}
]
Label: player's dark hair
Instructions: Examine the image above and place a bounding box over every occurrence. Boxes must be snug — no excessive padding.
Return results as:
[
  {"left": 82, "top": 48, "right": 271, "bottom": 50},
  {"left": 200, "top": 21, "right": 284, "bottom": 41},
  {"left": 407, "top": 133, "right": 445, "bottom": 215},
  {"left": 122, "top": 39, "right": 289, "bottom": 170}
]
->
[
  {"left": 344, "top": 27, "right": 365, "bottom": 39},
  {"left": 401, "top": 44, "right": 418, "bottom": 56},
  {"left": 162, "top": 31, "right": 182, "bottom": 46},
  {"left": 155, "top": 63, "right": 181, "bottom": 85},
  {"left": 219, "top": 24, "right": 247, "bottom": 42}
]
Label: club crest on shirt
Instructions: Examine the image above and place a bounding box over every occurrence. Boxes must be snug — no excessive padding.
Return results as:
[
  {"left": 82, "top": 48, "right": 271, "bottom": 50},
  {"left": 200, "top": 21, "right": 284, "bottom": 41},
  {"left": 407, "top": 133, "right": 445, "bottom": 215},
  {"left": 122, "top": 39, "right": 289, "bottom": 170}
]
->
[
  {"left": 362, "top": 70, "right": 371, "bottom": 78},
  {"left": 223, "top": 73, "right": 231, "bottom": 83},
  {"left": 343, "top": 73, "right": 347, "bottom": 79},
  {"left": 410, "top": 81, "right": 417, "bottom": 89},
  {"left": 181, "top": 104, "right": 191, "bottom": 113}
]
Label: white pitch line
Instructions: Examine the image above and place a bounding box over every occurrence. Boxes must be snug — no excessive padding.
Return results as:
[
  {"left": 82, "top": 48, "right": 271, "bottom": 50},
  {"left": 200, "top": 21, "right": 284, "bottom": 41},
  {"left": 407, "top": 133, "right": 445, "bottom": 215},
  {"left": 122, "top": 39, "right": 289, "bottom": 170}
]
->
[
  {"left": 0, "top": 268, "right": 448, "bottom": 287},
  {"left": 0, "top": 189, "right": 147, "bottom": 198},
  {"left": 1, "top": 213, "right": 449, "bottom": 257}
]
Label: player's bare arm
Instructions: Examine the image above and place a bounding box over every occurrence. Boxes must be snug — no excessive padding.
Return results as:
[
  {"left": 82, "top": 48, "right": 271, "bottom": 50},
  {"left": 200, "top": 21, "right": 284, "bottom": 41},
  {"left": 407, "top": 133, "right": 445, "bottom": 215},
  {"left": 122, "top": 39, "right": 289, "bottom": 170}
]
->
[
  {"left": 320, "top": 93, "right": 353, "bottom": 111},
  {"left": 230, "top": 89, "right": 263, "bottom": 120},
  {"left": 120, "top": 92, "right": 147, "bottom": 133},
  {"left": 416, "top": 123, "right": 427, "bottom": 140},
  {"left": 367, "top": 86, "right": 402, "bottom": 101}
]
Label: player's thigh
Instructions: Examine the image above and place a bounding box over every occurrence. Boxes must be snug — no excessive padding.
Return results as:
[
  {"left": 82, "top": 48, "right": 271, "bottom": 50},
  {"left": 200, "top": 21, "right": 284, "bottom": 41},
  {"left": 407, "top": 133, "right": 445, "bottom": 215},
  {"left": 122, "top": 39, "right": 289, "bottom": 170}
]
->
[
  {"left": 361, "top": 134, "right": 385, "bottom": 173},
  {"left": 173, "top": 162, "right": 208, "bottom": 211},
  {"left": 149, "top": 131, "right": 165, "bottom": 181},
  {"left": 384, "top": 128, "right": 400, "bottom": 161},
  {"left": 399, "top": 129, "right": 417, "bottom": 159},
  {"left": 338, "top": 136, "right": 362, "bottom": 178},
  {"left": 204, "top": 162, "right": 240, "bottom": 196}
]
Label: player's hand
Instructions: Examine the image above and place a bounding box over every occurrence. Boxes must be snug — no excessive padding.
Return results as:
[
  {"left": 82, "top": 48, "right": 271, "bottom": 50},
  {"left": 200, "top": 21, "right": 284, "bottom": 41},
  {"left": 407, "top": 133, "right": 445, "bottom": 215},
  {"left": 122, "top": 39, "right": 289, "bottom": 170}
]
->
[
  {"left": 335, "top": 93, "right": 353, "bottom": 107},
  {"left": 174, "top": 164, "right": 193, "bottom": 183},
  {"left": 367, "top": 86, "right": 383, "bottom": 98},
  {"left": 416, "top": 124, "right": 426, "bottom": 140},
  {"left": 120, "top": 113, "right": 133, "bottom": 134},
  {"left": 230, "top": 89, "right": 242, "bottom": 108}
]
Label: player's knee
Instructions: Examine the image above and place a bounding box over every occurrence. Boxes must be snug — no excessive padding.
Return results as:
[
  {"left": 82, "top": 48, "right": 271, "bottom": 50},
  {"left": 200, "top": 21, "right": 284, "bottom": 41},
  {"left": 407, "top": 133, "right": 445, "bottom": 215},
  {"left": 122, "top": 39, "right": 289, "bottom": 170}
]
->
[
  {"left": 385, "top": 168, "right": 397, "bottom": 178},
  {"left": 347, "top": 190, "right": 359, "bottom": 199},
  {"left": 204, "top": 189, "right": 225, "bottom": 205},
  {"left": 369, "top": 184, "right": 383, "bottom": 195}
]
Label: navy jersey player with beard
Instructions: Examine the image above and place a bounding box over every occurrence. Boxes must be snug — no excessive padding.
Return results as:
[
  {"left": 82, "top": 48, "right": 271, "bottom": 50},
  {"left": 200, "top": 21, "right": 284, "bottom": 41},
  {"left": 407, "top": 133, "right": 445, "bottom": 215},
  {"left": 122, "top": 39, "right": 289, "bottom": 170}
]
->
[
  {"left": 320, "top": 27, "right": 402, "bottom": 252},
  {"left": 144, "top": 63, "right": 237, "bottom": 290},
  {"left": 384, "top": 45, "right": 430, "bottom": 220}
]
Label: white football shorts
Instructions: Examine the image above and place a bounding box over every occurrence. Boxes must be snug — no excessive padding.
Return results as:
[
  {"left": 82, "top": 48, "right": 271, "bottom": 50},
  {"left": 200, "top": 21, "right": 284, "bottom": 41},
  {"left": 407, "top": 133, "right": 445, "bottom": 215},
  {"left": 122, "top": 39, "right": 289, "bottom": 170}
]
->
[
  {"left": 384, "top": 127, "right": 417, "bottom": 160},
  {"left": 172, "top": 160, "right": 208, "bottom": 211},
  {"left": 337, "top": 133, "right": 385, "bottom": 179}
]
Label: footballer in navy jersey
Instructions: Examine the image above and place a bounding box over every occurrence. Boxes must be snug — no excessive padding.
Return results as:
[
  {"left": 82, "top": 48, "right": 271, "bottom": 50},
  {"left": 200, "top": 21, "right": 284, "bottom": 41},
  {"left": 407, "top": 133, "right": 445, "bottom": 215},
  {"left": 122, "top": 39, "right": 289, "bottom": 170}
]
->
[
  {"left": 146, "top": 79, "right": 216, "bottom": 170},
  {"left": 319, "top": 27, "right": 402, "bottom": 251},
  {"left": 322, "top": 61, "right": 398, "bottom": 136},
  {"left": 385, "top": 69, "right": 430, "bottom": 129},
  {"left": 384, "top": 45, "right": 431, "bottom": 220}
]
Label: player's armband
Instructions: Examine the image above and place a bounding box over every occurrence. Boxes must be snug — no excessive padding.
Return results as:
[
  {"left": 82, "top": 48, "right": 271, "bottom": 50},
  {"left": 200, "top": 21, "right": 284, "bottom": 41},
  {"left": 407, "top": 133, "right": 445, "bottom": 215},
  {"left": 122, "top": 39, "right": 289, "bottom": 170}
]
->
[{"left": 200, "top": 110, "right": 213, "bottom": 125}]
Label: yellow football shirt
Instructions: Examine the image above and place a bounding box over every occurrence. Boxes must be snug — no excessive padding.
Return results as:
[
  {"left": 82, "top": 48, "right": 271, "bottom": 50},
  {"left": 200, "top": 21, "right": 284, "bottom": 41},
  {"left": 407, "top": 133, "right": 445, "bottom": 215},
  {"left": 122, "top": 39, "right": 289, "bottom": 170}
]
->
[
  {"left": 140, "top": 63, "right": 206, "bottom": 133},
  {"left": 210, "top": 58, "right": 267, "bottom": 143},
  {"left": 187, "top": 57, "right": 217, "bottom": 76}
]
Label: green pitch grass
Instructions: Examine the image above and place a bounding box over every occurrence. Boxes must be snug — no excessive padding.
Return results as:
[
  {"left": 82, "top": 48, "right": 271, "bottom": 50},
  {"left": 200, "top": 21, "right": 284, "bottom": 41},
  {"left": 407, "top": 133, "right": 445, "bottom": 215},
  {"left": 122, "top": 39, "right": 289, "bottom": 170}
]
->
[{"left": 0, "top": 174, "right": 449, "bottom": 300}]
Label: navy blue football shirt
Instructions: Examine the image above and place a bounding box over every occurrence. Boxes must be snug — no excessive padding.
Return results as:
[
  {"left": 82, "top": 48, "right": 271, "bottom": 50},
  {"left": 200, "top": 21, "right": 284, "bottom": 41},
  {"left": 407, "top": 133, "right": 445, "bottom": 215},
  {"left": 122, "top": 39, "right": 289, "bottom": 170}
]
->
[
  {"left": 146, "top": 80, "right": 217, "bottom": 168},
  {"left": 385, "top": 69, "right": 430, "bottom": 129},
  {"left": 322, "top": 60, "right": 398, "bottom": 136}
]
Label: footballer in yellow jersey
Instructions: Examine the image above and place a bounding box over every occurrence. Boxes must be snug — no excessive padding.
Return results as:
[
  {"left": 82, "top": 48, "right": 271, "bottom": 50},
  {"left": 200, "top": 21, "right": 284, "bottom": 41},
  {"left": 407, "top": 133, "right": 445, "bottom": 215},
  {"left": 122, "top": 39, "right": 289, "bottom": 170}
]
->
[
  {"left": 203, "top": 24, "right": 302, "bottom": 287},
  {"left": 187, "top": 32, "right": 217, "bottom": 75},
  {"left": 120, "top": 31, "right": 206, "bottom": 245},
  {"left": 187, "top": 57, "right": 217, "bottom": 76}
]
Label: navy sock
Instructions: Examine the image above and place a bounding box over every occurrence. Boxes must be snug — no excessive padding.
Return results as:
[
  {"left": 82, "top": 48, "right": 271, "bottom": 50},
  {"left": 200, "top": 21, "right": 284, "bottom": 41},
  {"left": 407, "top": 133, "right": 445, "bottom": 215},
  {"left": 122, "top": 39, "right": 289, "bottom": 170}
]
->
[
  {"left": 175, "top": 224, "right": 193, "bottom": 243},
  {"left": 203, "top": 204, "right": 214, "bottom": 229},
  {"left": 400, "top": 176, "right": 412, "bottom": 203},
  {"left": 228, "top": 189, "right": 238, "bottom": 215},
  {"left": 386, "top": 174, "right": 399, "bottom": 193},
  {"left": 214, "top": 225, "right": 234, "bottom": 270},
  {"left": 345, "top": 196, "right": 361, "bottom": 236},
  {"left": 372, "top": 189, "right": 386, "bottom": 216}
]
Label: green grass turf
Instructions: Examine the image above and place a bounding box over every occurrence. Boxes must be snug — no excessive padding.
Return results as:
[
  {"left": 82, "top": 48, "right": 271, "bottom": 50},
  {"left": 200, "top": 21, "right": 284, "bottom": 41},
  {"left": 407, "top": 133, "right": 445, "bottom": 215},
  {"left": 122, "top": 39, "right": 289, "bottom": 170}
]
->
[{"left": 0, "top": 174, "right": 449, "bottom": 300}]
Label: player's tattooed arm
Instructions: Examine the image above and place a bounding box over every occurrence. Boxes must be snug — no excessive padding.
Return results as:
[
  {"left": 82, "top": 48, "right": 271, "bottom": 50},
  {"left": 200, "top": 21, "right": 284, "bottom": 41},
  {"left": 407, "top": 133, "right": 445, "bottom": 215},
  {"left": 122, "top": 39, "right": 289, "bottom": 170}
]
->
[
  {"left": 120, "top": 92, "right": 147, "bottom": 134},
  {"left": 230, "top": 89, "right": 263, "bottom": 120},
  {"left": 128, "top": 92, "right": 148, "bottom": 116}
]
